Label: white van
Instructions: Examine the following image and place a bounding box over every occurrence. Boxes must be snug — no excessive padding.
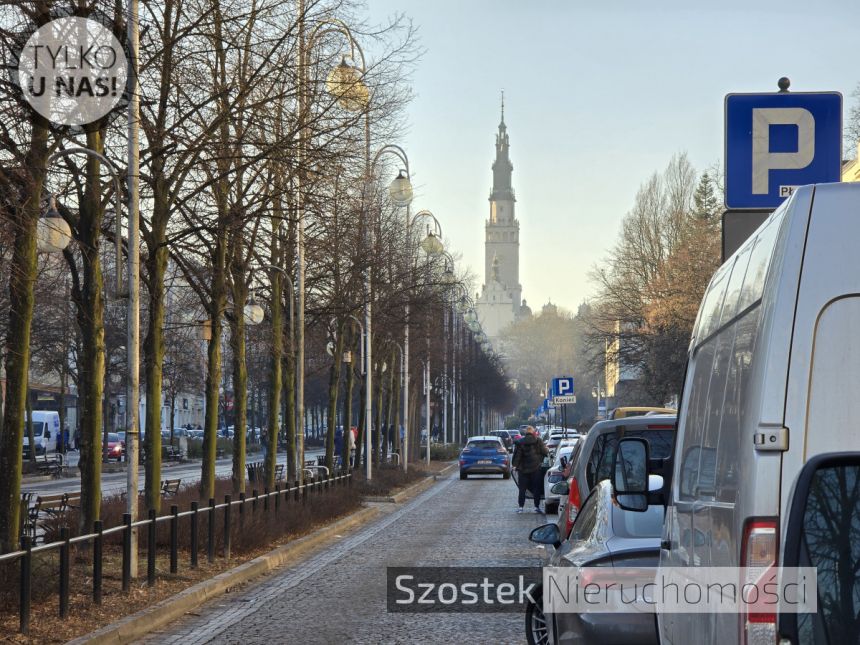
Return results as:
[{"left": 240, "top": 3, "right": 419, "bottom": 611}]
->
[
  {"left": 612, "top": 183, "right": 860, "bottom": 645},
  {"left": 22, "top": 410, "right": 60, "bottom": 458}
]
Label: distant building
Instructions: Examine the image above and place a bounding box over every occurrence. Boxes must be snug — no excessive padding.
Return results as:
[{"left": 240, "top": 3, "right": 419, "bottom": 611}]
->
[
  {"left": 843, "top": 141, "right": 860, "bottom": 183},
  {"left": 476, "top": 95, "right": 528, "bottom": 342},
  {"left": 605, "top": 321, "right": 642, "bottom": 406}
]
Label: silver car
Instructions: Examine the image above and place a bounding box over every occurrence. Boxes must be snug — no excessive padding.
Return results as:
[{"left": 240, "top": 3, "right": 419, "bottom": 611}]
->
[
  {"left": 560, "top": 415, "right": 676, "bottom": 535},
  {"left": 542, "top": 441, "right": 579, "bottom": 515},
  {"left": 528, "top": 480, "right": 664, "bottom": 645}
]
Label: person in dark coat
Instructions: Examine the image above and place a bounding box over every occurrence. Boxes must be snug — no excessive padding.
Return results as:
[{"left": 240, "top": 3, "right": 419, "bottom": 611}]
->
[{"left": 511, "top": 426, "right": 549, "bottom": 513}]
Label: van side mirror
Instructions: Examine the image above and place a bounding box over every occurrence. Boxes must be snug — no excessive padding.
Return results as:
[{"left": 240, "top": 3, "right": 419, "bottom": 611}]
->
[
  {"left": 779, "top": 452, "right": 860, "bottom": 643},
  {"left": 612, "top": 437, "right": 650, "bottom": 512},
  {"left": 529, "top": 523, "right": 561, "bottom": 548},
  {"left": 559, "top": 456, "right": 568, "bottom": 469},
  {"left": 44, "top": 431, "right": 51, "bottom": 439}
]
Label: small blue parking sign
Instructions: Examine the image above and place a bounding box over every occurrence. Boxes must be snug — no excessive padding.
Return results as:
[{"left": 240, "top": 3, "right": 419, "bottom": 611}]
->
[
  {"left": 552, "top": 377, "right": 574, "bottom": 397},
  {"left": 725, "top": 91, "right": 842, "bottom": 209}
]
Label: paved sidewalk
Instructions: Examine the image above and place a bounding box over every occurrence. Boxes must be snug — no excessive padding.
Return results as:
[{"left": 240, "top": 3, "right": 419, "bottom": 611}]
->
[{"left": 137, "top": 473, "right": 547, "bottom": 644}]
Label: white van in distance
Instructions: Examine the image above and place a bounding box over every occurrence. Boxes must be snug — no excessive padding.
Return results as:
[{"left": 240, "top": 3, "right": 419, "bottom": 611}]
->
[{"left": 22, "top": 410, "right": 60, "bottom": 459}]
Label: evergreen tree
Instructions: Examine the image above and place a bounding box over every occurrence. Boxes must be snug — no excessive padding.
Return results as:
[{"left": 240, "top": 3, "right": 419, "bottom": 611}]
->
[{"left": 693, "top": 171, "right": 721, "bottom": 221}]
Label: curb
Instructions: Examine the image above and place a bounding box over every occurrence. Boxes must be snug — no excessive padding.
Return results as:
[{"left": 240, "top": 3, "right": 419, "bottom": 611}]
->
[{"left": 68, "top": 463, "right": 453, "bottom": 644}]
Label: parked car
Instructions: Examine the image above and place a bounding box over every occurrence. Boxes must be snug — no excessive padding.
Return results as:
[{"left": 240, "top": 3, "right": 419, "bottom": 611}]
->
[
  {"left": 542, "top": 441, "right": 579, "bottom": 515},
  {"left": 106, "top": 432, "right": 125, "bottom": 461},
  {"left": 22, "top": 410, "right": 60, "bottom": 459},
  {"left": 489, "top": 430, "right": 514, "bottom": 451},
  {"left": 527, "top": 478, "right": 664, "bottom": 645},
  {"left": 545, "top": 430, "right": 580, "bottom": 456},
  {"left": 613, "top": 184, "right": 860, "bottom": 645},
  {"left": 458, "top": 436, "right": 510, "bottom": 479},
  {"left": 561, "top": 414, "right": 676, "bottom": 534}
]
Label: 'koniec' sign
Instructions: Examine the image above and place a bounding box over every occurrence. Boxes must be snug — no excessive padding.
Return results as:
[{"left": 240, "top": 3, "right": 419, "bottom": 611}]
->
[{"left": 17, "top": 17, "right": 127, "bottom": 126}]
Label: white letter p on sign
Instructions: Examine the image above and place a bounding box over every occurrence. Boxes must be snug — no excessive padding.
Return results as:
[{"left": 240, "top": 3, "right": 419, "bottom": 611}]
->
[{"left": 752, "top": 107, "right": 815, "bottom": 195}]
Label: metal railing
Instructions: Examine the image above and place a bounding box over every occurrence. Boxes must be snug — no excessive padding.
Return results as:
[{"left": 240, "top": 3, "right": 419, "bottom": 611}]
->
[{"left": 0, "top": 471, "right": 352, "bottom": 634}]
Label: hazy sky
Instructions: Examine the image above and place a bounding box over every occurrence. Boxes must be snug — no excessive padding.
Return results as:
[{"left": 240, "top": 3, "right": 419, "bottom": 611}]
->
[{"left": 365, "top": 0, "right": 859, "bottom": 312}]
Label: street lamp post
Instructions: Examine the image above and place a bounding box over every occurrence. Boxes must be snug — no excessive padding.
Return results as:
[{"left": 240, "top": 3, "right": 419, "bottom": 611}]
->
[
  {"left": 592, "top": 381, "right": 606, "bottom": 421},
  {"left": 369, "top": 146, "right": 412, "bottom": 475}
]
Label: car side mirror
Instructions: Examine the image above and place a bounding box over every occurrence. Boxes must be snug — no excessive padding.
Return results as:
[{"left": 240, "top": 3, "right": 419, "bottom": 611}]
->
[
  {"left": 529, "top": 523, "right": 561, "bottom": 548},
  {"left": 550, "top": 481, "right": 569, "bottom": 496},
  {"left": 559, "top": 456, "right": 568, "bottom": 469},
  {"left": 612, "top": 437, "right": 650, "bottom": 512},
  {"left": 779, "top": 452, "right": 860, "bottom": 643}
]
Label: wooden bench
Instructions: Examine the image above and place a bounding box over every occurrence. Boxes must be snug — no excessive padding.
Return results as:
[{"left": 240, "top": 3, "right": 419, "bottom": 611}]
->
[{"left": 160, "top": 479, "right": 181, "bottom": 497}]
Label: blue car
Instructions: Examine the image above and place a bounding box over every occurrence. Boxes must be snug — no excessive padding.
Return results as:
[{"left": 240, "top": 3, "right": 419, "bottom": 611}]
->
[{"left": 459, "top": 436, "right": 511, "bottom": 480}]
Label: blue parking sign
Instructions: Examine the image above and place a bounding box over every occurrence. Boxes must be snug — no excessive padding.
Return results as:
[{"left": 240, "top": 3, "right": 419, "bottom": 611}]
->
[
  {"left": 552, "top": 377, "right": 574, "bottom": 397},
  {"left": 725, "top": 92, "right": 842, "bottom": 209}
]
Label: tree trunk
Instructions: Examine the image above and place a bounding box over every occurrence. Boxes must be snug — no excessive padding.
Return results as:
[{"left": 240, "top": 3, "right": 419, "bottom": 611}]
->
[
  {"left": 374, "top": 360, "right": 384, "bottom": 464},
  {"left": 0, "top": 117, "right": 47, "bottom": 552},
  {"left": 265, "top": 268, "right": 283, "bottom": 489},
  {"left": 74, "top": 128, "right": 108, "bottom": 533},
  {"left": 229, "top": 276, "right": 248, "bottom": 494},
  {"left": 355, "top": 377, "right": 365, "bottom": 468},
  {"left": 26, "top": 395, "right": 35, "bottom": 464},
  {"left": 201, "top": 236, "right": 227, "bottom": 500},
  {"left": 143, "top": 237, "right": 168, "bottom": 512}
]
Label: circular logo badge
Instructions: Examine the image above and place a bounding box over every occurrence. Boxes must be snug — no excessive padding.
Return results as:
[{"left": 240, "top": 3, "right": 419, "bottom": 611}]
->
[{"left": 17, "top": 17, "right": 127, "bottom": 126}]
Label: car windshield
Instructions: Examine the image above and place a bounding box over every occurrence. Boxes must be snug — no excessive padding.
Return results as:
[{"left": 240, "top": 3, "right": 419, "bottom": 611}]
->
[
  {"left": 611, "top": 505, "right": 665, "bottom": 539},
  {"left": 465, "top": 440, "right": 500, "bottom": 450},
  {"left": 108, "top": 433, "right": 120, "bottom": 442}
]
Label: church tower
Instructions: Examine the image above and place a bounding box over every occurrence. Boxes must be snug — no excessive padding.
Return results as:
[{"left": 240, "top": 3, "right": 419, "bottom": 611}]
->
[{"left": 476, "top": 94, "right": 526, "bottom": 342}]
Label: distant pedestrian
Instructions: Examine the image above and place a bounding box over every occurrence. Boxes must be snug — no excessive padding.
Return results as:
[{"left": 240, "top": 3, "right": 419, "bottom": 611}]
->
[
  {"left": 388, "top": 424, "right": 396, "bottom": 451},
  {"left": 348, "top": 426, "right": 357, "bottom": 467},
  {"left": 512, "top": 426, "right": 548, "bottom": 513},
  {"left": 334, "top": 428, "right": 343, "bottom": 462}
]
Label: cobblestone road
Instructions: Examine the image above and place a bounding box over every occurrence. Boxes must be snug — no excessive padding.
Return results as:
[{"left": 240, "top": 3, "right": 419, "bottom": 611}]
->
[{"left": 138, "top": 472, "right": 549, "bottom": 644}]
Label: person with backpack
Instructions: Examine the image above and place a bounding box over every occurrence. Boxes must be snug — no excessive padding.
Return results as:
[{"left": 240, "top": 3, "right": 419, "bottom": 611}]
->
[{"left": 512, "top": 425, "right": 548, "bottom": 513}]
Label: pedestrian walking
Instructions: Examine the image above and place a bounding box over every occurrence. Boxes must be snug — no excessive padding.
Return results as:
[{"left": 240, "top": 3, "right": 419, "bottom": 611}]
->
[
  {"left": 334, "top": 427, "right": 343, "bottom": 466},
  {"left": 511, "top": 425, "right": 548, "bottom": 513},
  {"left": 348, "top": 426, "right": 357, "bottom": 467}
]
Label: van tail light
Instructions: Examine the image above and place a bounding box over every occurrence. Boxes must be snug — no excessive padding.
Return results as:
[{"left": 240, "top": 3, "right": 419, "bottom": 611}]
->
[
  {"left": 566, "top": 477, "right": 581, "bottom": 533},
  {"left": 740, "top": 518, "right": 778, "bottom": 645}
]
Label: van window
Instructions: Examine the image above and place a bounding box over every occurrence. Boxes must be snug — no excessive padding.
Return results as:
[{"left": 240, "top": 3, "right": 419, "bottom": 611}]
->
[
  {"left": 29, "top": 422, "right": 45, "bottom": 437},
  {"left": 696, "top": 265, "right": 731, "bottom": 341},
  {"left": 737, "top": 211, "right": 783, "bottom": 313},
  {"left": 720, "top": 244, "right": 752, "bottom": 323}
]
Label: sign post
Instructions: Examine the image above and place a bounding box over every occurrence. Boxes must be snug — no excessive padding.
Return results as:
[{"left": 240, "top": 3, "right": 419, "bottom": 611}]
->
[{"left": 723, "top": 78, "right": 842, "bottom": 258}]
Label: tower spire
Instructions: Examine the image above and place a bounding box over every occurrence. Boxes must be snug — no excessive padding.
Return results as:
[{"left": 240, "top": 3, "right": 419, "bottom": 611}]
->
[{"left": 500, "top": 89, "right": 505, "bottom": 125}]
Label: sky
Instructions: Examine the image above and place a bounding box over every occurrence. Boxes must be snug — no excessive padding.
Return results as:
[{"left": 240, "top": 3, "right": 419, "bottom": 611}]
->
[{"left": 364, "top": 0, "right": 859, "bottom": 312}]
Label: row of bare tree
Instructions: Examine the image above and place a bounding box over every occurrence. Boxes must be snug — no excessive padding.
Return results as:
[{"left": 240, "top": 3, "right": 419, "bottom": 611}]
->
[{"left": 0, "top": 0, "right": 511, "bottom": 553}]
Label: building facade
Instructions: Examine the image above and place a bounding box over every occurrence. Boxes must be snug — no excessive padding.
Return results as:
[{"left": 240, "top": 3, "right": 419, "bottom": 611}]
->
[{"left": 476, "top": 98, "right": 527, "bottom": 341}]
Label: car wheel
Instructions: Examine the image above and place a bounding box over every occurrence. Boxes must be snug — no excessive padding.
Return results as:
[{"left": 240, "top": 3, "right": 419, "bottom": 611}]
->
[
  {"left": 503, "top": 471, "right": 511, "bottom": 480},
  {"left": 525, "top": 584, "right": 549, "bottom": 645},
  {"left": 460, "top": 472, "right": 467, "bottom": 480},
  {"left": 545, "top": 500, "right": 558, "bottom": 515}
]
